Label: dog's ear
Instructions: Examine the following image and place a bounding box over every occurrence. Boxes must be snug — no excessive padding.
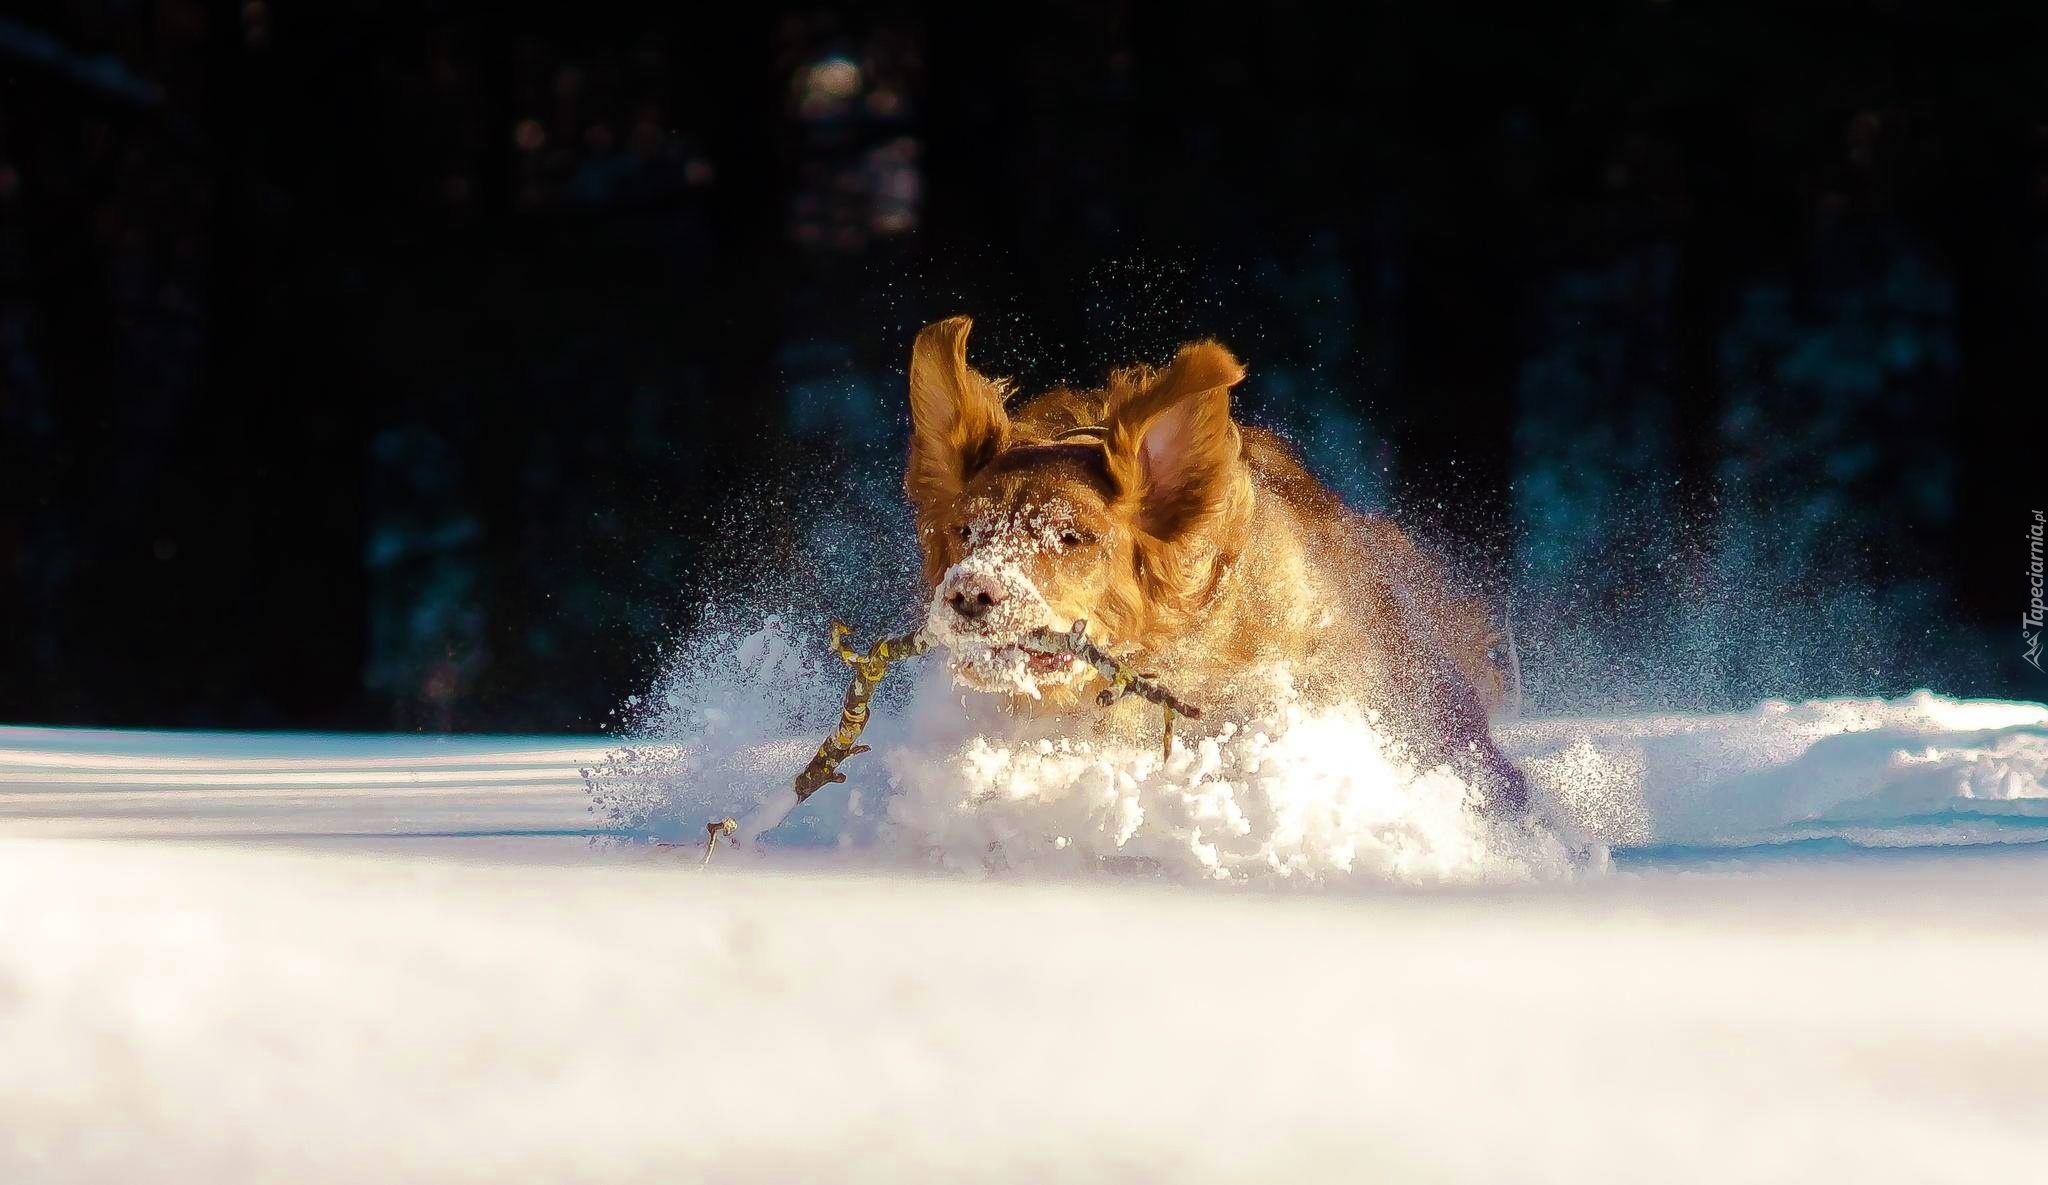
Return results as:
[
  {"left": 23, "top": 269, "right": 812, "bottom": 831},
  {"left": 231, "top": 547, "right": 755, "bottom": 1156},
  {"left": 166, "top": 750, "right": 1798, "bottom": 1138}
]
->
[
  {"left": 906, "top": 316, "right": 1010, "bottom": 514},
  {"left": 1105, "top": 340, "right": 1246, "bottom": 539}
]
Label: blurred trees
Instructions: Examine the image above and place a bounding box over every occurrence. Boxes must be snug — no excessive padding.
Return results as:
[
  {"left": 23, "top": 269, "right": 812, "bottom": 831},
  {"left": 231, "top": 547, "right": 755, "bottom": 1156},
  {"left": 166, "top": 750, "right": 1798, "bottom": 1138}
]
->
[{"left": 0, "top": 0, "right": 2040, "bottom": 729}]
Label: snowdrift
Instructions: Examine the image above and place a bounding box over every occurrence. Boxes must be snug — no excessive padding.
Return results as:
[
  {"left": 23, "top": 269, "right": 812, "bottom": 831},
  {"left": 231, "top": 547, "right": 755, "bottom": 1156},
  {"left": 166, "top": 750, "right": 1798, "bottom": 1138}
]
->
[
  {"left": 580, "top": 616, "right": 2048, "bottom": 882},
  {"left": 3, "top": 684, "right": 2047, "bottom": 1182},
  {"left": 5, "top": 838, "right": 2048, "bottom": 1183}
]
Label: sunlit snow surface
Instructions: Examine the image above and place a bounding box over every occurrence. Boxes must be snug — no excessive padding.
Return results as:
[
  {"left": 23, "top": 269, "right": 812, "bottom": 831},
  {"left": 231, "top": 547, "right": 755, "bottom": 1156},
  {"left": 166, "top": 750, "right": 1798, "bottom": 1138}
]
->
[
  {"left": 582, "top": 617, "right": 2048, "bottom": 881},
  {"left": 5, "top": 687, "right": 2048, "bottom": 1182}
]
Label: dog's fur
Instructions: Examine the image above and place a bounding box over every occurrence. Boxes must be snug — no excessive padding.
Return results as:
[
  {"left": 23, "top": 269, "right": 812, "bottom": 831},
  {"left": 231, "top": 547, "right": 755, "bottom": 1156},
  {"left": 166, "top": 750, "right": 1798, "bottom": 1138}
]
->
[{"left": 906, "top": 316, "right": 1528, "bottom": 813}]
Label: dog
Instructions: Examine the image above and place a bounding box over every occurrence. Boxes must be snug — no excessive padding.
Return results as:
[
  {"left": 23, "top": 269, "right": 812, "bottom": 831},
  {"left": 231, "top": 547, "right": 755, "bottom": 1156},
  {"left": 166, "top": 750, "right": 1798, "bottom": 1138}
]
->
[{"left": 905, "top": 316, "right": 1528, "bottom": 815}]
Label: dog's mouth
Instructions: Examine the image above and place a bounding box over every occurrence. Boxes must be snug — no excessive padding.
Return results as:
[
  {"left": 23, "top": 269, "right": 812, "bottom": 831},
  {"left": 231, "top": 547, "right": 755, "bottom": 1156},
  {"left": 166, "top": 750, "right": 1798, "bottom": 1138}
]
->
[
  {"left": 999, "top": 643, "right": 1078, "bottom": 676},
  {"left": 942, "top": 635, "right": 1088, "bottom": 697},
  {"left": 922, "top": 560, "right": 1091, "bottom": 696}
]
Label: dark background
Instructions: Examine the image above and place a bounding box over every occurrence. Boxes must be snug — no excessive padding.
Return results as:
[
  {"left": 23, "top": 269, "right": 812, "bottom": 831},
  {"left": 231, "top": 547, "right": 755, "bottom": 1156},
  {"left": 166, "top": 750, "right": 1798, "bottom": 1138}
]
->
[{"left": 1, "top": 0, "right": 2039, "bottom": 733}]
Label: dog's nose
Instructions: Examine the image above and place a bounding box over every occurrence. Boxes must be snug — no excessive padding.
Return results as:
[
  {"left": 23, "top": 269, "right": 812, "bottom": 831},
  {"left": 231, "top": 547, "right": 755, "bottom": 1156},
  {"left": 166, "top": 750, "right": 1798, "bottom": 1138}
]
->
[{"left": 946, "top": 573, "right": 1007, "bottom": 621}]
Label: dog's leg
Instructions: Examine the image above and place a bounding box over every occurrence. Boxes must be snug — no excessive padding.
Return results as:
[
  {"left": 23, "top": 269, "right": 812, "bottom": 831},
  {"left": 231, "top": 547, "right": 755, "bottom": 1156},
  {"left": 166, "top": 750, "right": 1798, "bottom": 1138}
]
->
[
  {"left": 1371, "top": 584, "right": 1531, "bottom": 818},
  {"left": 1411, "top": 653, "right": 1530, "bottom": 818},
  {"left": 1447, "top": 710, "right": 1531, "bottom": 820}
]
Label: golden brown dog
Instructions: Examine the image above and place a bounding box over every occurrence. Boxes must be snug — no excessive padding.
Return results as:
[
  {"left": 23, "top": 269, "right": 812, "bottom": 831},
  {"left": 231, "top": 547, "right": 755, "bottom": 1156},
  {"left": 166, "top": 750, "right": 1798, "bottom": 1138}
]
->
[{"left": 905, "top": 316, "right": 1528, "bottom": 815}]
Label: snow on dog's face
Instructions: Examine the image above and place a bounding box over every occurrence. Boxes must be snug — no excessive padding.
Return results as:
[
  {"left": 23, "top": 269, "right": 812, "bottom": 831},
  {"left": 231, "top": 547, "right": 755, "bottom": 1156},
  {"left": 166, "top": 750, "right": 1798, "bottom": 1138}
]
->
[
  {"left": 904, "top": 316, "right": 1250, "bottom": 701},
  {"left": 917, "top": 465, "right": 1120, "bottom": 696}
]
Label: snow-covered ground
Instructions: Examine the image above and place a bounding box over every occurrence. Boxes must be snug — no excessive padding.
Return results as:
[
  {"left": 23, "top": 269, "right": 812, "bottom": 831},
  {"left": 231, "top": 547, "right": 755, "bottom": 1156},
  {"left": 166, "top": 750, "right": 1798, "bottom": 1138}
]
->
[{"left": 4, "top": 690, "right": 2048, "bottom": 1182}]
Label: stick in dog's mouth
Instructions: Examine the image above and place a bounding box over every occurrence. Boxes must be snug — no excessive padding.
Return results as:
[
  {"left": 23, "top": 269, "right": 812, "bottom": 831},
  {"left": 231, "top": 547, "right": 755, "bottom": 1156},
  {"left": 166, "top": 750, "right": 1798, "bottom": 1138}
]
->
[
  {"left": 799, "top": 617, "right": 1196, "bottom": 801},
  {"left": 1009, "top": 646, "right": 1084, "bottom": 676},
  {"left": 919, "top": 560, "right": 1093, "bottom": 696},
  {"left": 707, "top": 619, "right": 1202, "bottom": 859},
  {"left": 941, "top": 635, "right": 1091, "bottom": 697}
]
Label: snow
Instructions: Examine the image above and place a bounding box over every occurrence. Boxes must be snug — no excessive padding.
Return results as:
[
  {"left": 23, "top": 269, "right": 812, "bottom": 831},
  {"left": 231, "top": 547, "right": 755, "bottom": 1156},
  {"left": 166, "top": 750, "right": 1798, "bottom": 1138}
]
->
[
  {"left": 5, "top": 837, "right": 2048, "bottom": 1182},
  {"left": 0, "top": 726, "right": 600, "bottom": 846},
  {"left": 590, "top": 621, "right": 2048, "bottom": 883},
  {"left": 5, "top": 683, "right": 2048, "bottom": 1181},
  {"left": 921, "top": 500, "right": 1094, "bottom": 698},
  {"left": 1512, "top": 692, "right": 2048, "bottom": 851},
  {"left": 880, "top": 684, "right": 1589, "bottom": 883},
  {"left": 904, "top": 540, "right": 1594, "bottom": 884}
]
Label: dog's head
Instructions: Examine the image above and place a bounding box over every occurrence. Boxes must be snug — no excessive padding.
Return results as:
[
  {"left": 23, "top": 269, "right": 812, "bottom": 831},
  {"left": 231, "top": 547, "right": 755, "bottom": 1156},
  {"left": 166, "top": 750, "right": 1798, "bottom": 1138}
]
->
[{"left": 904, "top": 316, "right": 1249, "bottom": 697}]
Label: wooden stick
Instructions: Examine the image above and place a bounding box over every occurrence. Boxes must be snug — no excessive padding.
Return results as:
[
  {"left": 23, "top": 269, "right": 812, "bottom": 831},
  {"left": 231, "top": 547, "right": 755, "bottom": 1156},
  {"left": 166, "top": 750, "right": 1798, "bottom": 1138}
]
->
[
  {"left": 706, "top": 618, "right": 1204, "bottom": 860},
  {"left": 1018, "top": 620, "right": 1204, "bottom": 723},
  {"left": 789, "top": 621, "right": 932, "bottom": 803},
  {"left": 792, "top": 617, "right": 1198, "bottom": 800},
  {"left": 701, "top": 817, "right": 737, "bottom": 865}
]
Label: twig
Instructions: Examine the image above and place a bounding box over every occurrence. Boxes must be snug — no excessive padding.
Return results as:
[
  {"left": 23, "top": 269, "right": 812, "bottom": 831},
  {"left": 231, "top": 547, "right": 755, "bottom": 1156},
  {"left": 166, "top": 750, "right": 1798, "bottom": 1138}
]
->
[
  {"left": 1019, "top": 621, "right": 1201, "bottom": 761},
  {"left": 791, "top": 617, "right": 1201, "bottom": 798},
  {"left": 701, "top": 817, "right": 737, "bottom": 865},
  {"left": 727, "top": 617, "right": 1203, "bottom": 847},
  {"left": 1019, "top": 620, "right": 1203, "bottom": 722},
  {"left": 789, "top": 620, "right": 932, "bottom": 803}
]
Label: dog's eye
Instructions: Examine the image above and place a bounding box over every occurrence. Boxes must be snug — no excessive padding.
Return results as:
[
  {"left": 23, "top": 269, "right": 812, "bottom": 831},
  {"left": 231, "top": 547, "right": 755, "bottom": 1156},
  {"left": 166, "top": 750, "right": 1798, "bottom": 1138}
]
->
[
  {"left": 953, "top": 523, "right": 974, "bottom": 544},
  {"left": 1058, "top": 529, "right": 1091, "bottom": 549}
]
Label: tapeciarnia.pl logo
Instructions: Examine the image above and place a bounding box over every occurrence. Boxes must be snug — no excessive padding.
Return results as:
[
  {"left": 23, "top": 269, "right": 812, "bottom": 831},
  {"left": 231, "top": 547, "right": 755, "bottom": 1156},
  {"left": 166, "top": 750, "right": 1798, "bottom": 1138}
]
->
[{"left": 2028, "top": 510, "right": 2045, "bottom": 672}]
